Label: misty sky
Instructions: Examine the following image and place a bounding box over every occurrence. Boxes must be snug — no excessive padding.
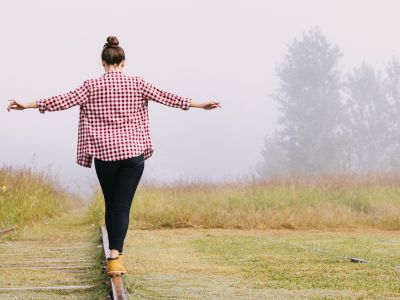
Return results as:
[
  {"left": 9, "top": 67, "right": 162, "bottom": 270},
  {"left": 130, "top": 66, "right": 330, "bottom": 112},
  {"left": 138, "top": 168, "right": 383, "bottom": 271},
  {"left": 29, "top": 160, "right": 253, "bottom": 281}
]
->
[{"left": 2, "top": 0, "right": 400, "bottom": 197}]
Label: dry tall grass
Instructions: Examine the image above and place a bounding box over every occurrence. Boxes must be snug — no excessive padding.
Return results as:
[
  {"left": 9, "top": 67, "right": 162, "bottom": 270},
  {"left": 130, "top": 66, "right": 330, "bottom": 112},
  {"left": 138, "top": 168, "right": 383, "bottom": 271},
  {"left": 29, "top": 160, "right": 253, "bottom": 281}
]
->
[
  {"left": 90, "top": 173, "right": 400, "bottom": 230},
  {"left": 0, "top": 165, "right": 82, "bottom": 227}
]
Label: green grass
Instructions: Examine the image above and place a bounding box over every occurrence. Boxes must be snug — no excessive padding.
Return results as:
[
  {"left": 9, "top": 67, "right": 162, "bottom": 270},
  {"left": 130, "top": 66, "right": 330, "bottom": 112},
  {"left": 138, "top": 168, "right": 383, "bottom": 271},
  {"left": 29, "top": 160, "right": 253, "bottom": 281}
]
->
[
  {"left": 90, "top": 173, "right": 400, "bottom": 230},
  {"left": 0, "top": 165, "right": 82, "bottom": 227},
  {"left": 191, "top": 232, "right": 400, "bottom": 297},
  {"left": 88, "top": 174, "right": 400, "bottom": 298},
  {"left": 120, "top": 228, "right": 400, "bottom": 299}
]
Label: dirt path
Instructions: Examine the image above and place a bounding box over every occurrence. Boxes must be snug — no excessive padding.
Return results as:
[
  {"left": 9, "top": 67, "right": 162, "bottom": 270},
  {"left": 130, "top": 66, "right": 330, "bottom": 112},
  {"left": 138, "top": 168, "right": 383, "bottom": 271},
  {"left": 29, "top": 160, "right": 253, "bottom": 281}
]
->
[{"left": 0, "top": 205, "right": 106, "bottom": 300}]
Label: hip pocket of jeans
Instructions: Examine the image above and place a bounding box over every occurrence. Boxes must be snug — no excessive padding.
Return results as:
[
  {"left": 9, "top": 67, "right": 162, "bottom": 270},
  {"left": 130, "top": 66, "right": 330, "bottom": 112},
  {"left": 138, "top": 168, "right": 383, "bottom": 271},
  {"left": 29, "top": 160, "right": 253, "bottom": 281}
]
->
[{"left": 128, "top": 153, "right": 145, "bottom": 164}]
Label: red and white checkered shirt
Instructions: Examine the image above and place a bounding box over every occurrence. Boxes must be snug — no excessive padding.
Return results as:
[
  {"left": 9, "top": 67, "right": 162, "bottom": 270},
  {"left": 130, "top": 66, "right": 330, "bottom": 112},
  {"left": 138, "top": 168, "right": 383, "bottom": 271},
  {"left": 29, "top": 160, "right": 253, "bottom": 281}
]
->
[{"left": 36, "top": 71, "right": 191, "bottom": 168}]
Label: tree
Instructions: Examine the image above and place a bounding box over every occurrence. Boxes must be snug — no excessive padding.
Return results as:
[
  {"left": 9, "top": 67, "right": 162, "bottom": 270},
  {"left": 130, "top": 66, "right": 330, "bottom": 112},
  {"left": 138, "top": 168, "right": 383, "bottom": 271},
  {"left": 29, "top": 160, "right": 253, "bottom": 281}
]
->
[
  {"left": 383, "top": 57, "right": 400, "bottom": 169},
  {"left": 257, "top": 133, "right": 288, "bottom": 178},
  {"left": 345, "top": 62, "right": 391, "bottom": 172},
  {"left": 267, "top": 27, "right": 345, "bottom": 175}
]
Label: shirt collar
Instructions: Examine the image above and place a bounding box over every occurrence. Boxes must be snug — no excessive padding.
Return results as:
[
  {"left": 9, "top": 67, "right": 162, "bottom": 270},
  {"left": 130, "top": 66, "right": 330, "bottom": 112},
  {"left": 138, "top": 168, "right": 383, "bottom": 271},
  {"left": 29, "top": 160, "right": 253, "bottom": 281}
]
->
[{"left": 102, "top": 70, "right": 123, "bottom": 77}]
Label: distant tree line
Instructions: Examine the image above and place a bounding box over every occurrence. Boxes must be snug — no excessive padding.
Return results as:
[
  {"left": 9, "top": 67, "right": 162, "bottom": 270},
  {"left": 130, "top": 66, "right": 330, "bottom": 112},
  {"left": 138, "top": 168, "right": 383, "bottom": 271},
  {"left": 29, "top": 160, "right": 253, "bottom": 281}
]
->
[{"left": 258, "top": 27, "right": 400, "bottom": 177}]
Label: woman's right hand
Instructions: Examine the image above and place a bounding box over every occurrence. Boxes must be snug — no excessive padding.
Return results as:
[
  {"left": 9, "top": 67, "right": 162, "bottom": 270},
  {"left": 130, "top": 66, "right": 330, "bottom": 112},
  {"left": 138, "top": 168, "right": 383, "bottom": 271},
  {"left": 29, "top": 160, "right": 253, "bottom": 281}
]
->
[{"left": 7, "top": 100, "right": 27, "bottom": 111}]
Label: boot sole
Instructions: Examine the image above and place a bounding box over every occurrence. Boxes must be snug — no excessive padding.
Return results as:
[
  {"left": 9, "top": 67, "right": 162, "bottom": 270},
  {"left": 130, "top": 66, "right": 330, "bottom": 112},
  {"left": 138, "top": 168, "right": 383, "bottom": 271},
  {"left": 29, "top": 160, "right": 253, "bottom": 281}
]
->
[{"left": 107, "top": 270, "right": 127, "bottom": 276}]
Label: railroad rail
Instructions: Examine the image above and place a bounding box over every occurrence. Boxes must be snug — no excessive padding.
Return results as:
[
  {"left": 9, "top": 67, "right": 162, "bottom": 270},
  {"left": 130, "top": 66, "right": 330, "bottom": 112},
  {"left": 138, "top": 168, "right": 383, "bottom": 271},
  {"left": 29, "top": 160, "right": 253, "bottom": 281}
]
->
[{"left": 100, "top": 225, "right": 128, "bottom": 300}]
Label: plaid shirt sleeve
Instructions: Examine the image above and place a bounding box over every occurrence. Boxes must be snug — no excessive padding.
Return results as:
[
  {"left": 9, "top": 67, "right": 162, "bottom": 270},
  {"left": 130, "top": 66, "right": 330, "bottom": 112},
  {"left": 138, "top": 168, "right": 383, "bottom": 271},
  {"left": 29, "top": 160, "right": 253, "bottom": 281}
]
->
[
  {"left": 141, "top": 78, "right": 191, "bottom": 110},
  {"left": 36, "top": 81, "right": 90, "bottom": 114}
]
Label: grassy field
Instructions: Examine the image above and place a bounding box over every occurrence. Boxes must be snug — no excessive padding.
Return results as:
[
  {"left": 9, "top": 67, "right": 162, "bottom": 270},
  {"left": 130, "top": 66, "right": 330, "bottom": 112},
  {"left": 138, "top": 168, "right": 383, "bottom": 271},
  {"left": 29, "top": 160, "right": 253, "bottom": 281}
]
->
[
  {"left": 120, "top": 228, "right": 400, "bottom": 299},
  {"left": 90, "top": 173, "right": 400, "bottom": 230},
  {"left": 2, "top": 168, "right": 399, "bottom": 298},
  {"left": 88, "top": 174, "right": 400, "bottom": 298},
  {"left": 0, "top": 165, "right": 82, "bottom": 227}
]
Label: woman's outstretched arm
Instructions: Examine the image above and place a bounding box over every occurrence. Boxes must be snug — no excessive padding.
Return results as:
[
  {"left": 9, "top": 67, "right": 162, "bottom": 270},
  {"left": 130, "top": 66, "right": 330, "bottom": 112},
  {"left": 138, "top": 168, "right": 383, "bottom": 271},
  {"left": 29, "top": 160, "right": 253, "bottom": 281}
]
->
[
  {"left": 7, "top": 81, "right": 89, "bottom": 113},
  {"left": 189, "top": 100, "right": 221, "bottom": 110},
  {"left": 7, "top": 100, "right": 38, "bottom": 111},
  {"left": 141, "top": 78, "right": 221, "bottom": 110}
]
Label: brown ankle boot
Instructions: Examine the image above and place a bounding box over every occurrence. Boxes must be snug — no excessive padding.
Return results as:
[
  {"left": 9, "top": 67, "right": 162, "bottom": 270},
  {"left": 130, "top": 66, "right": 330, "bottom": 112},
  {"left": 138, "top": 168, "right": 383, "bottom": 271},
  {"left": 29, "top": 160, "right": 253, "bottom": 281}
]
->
[{"left": 107, "top": 257, "right": 127, "bottom": 276}]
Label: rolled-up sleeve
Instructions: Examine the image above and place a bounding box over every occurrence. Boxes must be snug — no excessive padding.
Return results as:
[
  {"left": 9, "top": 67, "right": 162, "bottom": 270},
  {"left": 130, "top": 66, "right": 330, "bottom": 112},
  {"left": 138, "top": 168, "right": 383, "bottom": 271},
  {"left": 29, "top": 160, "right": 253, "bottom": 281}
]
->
[
  {"left": 37, "top": 81, "right": 90, "bottom": 114},
  {"left": 141, "top": 78, "right": 191, "bottom": 111}
]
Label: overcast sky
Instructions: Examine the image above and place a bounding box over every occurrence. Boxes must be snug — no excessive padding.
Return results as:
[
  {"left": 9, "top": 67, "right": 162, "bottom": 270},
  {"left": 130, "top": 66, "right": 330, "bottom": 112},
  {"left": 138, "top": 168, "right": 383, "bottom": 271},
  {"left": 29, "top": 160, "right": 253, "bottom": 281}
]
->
[{"left": 2, "top": 0, "right": 400, "bottom": 198}]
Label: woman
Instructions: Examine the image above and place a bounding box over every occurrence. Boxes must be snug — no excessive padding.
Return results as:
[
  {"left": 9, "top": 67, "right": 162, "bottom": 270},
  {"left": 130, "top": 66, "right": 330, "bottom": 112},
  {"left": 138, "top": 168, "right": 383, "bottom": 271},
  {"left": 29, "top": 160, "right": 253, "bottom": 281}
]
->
[{"left": 7, "top": 36, "right": 221, "bottom": 276}]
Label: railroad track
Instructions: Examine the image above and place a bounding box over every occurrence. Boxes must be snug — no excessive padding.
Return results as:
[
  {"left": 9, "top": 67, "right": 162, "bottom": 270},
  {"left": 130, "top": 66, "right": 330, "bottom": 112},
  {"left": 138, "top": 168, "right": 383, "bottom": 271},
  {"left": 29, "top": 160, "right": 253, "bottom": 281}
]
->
[
  {"left": 0, "top": 209, "right": 101, "bottom": 299},
  {"left": 0, "top": 218, "right": 128, "bottom": 299},
  {"left": 100, "top": 225, "right": 128, "bottom": 300}
]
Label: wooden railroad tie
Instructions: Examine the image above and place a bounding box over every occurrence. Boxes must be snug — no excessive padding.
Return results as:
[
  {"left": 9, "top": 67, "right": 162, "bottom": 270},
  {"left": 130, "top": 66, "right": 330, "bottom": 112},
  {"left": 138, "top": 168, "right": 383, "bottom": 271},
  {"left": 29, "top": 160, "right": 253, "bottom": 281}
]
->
[{"left": 0, "top": 226, "right": 17, "bottom": 237}]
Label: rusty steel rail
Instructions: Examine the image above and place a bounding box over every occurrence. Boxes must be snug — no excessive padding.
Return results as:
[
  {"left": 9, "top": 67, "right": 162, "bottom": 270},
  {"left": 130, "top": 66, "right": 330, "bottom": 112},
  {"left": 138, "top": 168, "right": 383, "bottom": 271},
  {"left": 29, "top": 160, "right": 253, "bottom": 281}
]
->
[
  {"left": 0, "top": 226, "right": 17, "bottom": 237},
  {"left": 100, "top": 226, "right": 128, "bottom": 300}
]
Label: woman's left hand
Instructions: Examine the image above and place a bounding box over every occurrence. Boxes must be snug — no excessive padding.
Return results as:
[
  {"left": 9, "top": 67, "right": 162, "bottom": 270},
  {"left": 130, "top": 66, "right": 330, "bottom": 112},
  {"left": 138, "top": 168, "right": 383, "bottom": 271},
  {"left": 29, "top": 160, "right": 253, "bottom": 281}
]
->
[
  {"left": 202, "top": 101, "right": 222, "bottom": 110},
  {"left": 7, "top": 100, "right": 27, "bottom": 111}
]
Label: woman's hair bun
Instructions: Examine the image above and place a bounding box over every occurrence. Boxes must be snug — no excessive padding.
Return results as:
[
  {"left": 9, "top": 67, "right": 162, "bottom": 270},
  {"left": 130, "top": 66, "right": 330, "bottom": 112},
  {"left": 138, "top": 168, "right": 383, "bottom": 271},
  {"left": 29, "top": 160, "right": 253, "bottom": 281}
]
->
[
  {"left": 102, "top": 36, "right": 125, "bottom": 64},
  {"left": 105, "top": 36, "right": 119, "bottom": 47}
]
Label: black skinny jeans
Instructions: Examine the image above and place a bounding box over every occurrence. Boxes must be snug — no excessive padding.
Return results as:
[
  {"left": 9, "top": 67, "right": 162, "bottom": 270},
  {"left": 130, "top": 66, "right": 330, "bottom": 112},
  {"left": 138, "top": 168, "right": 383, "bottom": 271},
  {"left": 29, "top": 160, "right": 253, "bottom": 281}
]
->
[{"left": 94, "top": 153, "right": 145, "bottom": 253}]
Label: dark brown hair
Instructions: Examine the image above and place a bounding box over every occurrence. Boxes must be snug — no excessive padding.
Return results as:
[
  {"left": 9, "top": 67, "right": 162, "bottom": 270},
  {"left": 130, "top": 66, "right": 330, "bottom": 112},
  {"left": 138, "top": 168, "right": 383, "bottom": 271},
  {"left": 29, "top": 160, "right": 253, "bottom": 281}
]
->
[{"left": 101, "top": 36, "right": 125, "bottom": 65}]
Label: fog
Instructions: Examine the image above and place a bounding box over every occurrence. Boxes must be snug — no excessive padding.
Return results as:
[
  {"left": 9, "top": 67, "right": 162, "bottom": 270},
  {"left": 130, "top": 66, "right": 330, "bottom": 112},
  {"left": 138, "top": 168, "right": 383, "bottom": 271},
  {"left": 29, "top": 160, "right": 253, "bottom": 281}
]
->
[{"left": 2, "top": 0, "right": 400, "bottom": 197}]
